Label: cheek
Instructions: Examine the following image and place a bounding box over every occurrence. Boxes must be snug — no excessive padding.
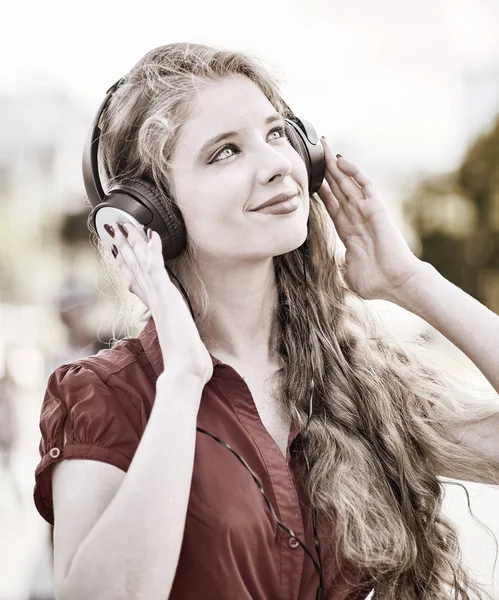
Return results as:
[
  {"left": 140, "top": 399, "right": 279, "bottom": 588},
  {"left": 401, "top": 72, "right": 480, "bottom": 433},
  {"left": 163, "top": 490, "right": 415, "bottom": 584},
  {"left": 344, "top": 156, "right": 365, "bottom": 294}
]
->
[
  {"left": 278, "top": 143, "right": 308, "bottom": 193},
  {"left": 179, "top": 172, "right": 248, "bottom": 224},
  {"left": 177, "top": 189, "right": 237, "bottom": 246},
  {"left": 291, "top": 154, "right": 309, "bottom": 191}
]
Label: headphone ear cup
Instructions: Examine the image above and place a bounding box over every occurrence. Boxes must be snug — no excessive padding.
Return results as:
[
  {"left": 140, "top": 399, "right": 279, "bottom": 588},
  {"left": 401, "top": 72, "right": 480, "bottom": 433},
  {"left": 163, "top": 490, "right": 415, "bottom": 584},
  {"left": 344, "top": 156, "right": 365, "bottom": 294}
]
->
[
  {"left": 285, "top": 122, "right": 307, "bottom": 164},
  {"left": 114, "top": 180, "right": 188, "bottom": 262},
  {"left": 285, "top": 119, "right": 325, "bottom": 196}
]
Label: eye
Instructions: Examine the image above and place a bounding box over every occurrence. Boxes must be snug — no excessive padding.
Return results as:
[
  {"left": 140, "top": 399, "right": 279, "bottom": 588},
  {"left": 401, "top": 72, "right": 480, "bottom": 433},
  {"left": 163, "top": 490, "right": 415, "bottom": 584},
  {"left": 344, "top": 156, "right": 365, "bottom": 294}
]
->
[
  {"left": 209, "top": 125, "right": 288, "bottom": 164},
  {"left": 211, "top": 143, "right": 238, "bottom": 163},
  {"left": 268, "top": 125, "right": 288, "bottom": 141}
]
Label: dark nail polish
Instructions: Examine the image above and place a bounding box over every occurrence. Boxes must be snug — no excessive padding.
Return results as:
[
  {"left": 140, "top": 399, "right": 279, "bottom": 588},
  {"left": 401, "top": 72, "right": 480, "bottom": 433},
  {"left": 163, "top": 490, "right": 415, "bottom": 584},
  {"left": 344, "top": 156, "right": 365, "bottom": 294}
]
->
[
  {"left": 147, "top": 228, "right": 152, "bottom": 241},
  {"left": 336, "top": 154, "right": 343, "bottom": 159},
  {"left": 111, "top": 244, "right": 118, "bottom": 258},
  {"left": 117, "top": 223, "right": 128, "bottom": 238},
  {"left": 104, "top": 224, "right": 115, "bottom": 238}
]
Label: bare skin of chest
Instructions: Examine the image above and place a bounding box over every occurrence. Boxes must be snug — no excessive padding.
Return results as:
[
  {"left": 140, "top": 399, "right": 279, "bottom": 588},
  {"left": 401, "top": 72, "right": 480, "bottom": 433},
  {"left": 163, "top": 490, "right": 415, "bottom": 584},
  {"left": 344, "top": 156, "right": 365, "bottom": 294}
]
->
[{"left": 238, "top": 367, "right": 291, "bottom": 460}]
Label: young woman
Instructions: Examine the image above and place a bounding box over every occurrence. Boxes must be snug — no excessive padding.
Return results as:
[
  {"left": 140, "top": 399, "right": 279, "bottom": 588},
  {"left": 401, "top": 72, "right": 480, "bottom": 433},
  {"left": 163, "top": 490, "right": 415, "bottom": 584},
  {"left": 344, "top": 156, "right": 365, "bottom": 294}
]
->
[{"left": 34, "top": 43, "right": 499, "bottom": 600}]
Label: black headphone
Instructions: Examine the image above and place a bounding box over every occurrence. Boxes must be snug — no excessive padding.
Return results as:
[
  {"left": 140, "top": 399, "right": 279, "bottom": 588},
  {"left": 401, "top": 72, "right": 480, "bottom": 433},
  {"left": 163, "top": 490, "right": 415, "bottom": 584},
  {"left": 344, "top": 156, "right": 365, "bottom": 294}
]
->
[
  {"left": 82, "top": 77, "right": 326, "bottom": 261},
  {"left": 82, "top": 76, "right": 327, "bottom": 600}
]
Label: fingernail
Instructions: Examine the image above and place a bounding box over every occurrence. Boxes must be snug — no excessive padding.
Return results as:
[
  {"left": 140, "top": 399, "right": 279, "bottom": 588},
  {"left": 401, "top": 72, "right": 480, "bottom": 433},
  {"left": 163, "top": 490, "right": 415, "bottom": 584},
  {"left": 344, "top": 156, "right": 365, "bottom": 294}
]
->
[
  {"left": 111, "top": 244, "right": 118, "bottom": 258},
  {"left": 117, "top": 223, "right": 128, "bottom": 238},
  {"left": 336, "top": 154, "right": 343, "bottom": 159},
  {"left": 104, "top": 224, "right": 115, "bottom": 238},
  {"left": 147, "top": 228, "right": 153, "bottom": 241}
]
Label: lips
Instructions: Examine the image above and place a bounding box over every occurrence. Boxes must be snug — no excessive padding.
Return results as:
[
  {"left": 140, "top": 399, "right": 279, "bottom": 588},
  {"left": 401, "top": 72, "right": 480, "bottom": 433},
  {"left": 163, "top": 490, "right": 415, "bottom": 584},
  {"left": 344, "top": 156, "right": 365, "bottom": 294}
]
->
[{"left": 251, "top": 190, "right": 299, "bottom": 211}]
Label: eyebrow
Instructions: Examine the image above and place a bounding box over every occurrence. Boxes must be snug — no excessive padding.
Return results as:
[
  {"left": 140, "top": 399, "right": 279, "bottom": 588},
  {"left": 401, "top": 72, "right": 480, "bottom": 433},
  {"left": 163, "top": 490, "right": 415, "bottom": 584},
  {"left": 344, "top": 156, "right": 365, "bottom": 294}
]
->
[{"left": 197, "top": 113, "right": 284, "bottom": 160}]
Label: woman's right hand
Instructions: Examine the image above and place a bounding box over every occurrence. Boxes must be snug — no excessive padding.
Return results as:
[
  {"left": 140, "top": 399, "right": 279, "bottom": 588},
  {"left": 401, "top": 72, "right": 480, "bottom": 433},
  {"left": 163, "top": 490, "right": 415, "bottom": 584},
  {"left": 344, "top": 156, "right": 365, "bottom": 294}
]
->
[{"left": 108, "top": 222, "right": 213, "bottom": 385}]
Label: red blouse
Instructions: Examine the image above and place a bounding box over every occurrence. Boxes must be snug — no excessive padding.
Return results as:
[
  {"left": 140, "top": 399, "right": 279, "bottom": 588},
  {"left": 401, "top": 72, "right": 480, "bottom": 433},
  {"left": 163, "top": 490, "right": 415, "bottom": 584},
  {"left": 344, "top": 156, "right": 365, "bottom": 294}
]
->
[{"left": 34, "top": 316, "right": 374, "bottom": 600}]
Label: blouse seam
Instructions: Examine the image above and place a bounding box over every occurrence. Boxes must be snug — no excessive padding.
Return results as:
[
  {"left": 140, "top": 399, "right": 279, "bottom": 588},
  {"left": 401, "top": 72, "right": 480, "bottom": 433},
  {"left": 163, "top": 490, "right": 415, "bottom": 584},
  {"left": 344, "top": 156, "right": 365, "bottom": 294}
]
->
[{"left": 100, "top": 355, "right": 142, "bottom": 385}]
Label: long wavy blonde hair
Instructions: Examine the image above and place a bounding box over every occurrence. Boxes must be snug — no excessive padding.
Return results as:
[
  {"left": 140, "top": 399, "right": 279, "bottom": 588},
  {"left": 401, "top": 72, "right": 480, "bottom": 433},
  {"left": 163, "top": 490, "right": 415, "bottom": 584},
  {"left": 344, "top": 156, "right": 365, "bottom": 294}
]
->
[{"left": 88, "top": 43, "right": 499, "bottom": 598}]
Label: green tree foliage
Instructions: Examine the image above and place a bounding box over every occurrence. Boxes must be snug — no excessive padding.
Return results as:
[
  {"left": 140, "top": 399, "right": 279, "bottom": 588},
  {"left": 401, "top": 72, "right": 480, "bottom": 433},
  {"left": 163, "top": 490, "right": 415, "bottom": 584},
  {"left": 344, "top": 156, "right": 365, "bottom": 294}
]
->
[{"left": 404, "top": 113, "right": 499, "bottom": 313}]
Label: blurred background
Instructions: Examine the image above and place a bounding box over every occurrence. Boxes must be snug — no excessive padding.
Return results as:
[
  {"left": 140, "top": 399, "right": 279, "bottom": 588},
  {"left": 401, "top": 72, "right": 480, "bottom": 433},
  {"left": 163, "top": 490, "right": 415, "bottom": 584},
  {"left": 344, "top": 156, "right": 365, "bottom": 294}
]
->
[{"left": 1, "top": 0, "right": 499, "bottom": 597}]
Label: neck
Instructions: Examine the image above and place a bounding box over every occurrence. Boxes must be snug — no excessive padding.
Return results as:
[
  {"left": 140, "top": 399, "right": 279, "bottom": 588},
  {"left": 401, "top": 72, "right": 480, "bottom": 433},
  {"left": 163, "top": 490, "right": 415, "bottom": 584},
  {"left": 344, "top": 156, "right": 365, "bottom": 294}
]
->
[{"left": 199, "top": 257, "right": 279, "bottom": 365}]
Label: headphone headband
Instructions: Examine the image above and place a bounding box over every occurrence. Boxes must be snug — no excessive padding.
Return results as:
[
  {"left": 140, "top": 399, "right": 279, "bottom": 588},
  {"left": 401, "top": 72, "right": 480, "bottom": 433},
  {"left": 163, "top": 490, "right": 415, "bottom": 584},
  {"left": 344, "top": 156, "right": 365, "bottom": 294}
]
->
[{"left": 82, "top": 78, "right": 125, "bottom": 208}]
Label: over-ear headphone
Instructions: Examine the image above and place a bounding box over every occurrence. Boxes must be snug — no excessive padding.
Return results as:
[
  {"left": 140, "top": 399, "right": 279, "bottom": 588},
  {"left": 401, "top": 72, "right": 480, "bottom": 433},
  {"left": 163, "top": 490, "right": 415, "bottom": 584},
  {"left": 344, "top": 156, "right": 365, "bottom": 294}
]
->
[{"left": 82, "top": 77, "right": 326, "bottom": 261}]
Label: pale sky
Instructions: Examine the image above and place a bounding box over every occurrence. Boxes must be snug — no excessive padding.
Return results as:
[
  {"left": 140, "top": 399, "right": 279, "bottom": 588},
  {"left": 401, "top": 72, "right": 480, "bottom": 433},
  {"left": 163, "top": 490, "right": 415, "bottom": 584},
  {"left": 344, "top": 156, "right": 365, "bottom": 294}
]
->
[{"left": 3, "top": 0, "right": 499, "bottom": 173}]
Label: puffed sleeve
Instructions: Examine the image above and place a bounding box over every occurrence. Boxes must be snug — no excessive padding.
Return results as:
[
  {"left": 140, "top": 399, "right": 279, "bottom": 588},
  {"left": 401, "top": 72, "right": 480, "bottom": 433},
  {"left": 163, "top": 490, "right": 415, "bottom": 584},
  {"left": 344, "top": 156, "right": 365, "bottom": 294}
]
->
[{"left": 34, "top": 362, "right": 142, "bottom": 526}]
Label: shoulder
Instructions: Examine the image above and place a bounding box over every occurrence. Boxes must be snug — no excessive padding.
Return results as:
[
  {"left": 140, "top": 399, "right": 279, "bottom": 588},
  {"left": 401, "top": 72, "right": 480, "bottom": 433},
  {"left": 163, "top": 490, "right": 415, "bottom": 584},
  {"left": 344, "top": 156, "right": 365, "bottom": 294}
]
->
[
  {"left": 46, "top": 333, "right": 157, "bottom": 417},
  {"left": 34, "top": 333, "right": 158, "bottom": 525}
]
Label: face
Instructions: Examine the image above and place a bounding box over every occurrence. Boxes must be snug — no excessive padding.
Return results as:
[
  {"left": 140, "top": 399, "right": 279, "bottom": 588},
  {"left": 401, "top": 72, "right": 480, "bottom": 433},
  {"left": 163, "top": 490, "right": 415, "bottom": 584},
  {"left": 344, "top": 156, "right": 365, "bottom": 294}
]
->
[{"left": 169, "top": 75, "right": 310, "bottom": 265}]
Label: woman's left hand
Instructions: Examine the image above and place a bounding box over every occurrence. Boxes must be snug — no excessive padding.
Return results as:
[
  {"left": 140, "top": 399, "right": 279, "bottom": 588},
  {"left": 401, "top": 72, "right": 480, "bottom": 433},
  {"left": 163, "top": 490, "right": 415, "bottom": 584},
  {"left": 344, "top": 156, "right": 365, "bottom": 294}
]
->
[{"left": 317, "top": 137, "right": 424, "bottom": 301}]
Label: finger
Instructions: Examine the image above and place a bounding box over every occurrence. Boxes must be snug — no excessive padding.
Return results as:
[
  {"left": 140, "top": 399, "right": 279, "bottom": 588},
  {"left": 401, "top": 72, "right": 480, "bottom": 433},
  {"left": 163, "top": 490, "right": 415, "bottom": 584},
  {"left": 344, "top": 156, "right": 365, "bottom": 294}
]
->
[
  {"left": 317, "top": 180, "right": 340, "bottom": 215},
  {"left": 114, "top": 222, "right": 147, "bottom": 275},
  {"left": 321, "top": 138, "right": 363, "bottom": 202},
  {"left": 120, "top": 221, "right": 148, "bottom": 244},
  {"left": 320, "top": 139, "right": 352, "bottom": 204},
  {"left": 110, "top": 223, "right": 150, "bottom": 297},
  {"left": 119, "top": 222, "right": 149, "bottom": 263},
  {"left": 335, "top": 157, "right": 375, "bottom": 197},
  {"left": 325, "top": 170, "right": 351, "bottom": 207},
  {"left": 111, "top": 245, "right": 137, "bottom": 293},
  {"left": 118, "top": 223, "right": 170, "bottom": 286},
  {"left": 145, "top": 229, "right": 179, "bottom": 309},
  {"left": 146, "top": 228, "right": 169, "bottom": 279}
]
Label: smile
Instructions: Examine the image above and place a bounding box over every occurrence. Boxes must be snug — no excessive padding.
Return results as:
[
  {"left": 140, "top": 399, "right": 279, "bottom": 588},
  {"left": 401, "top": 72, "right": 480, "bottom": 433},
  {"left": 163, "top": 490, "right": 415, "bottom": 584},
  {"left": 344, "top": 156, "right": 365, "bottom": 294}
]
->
[{"left": 252, "top": 194, "right": 300, "bottom": 215}]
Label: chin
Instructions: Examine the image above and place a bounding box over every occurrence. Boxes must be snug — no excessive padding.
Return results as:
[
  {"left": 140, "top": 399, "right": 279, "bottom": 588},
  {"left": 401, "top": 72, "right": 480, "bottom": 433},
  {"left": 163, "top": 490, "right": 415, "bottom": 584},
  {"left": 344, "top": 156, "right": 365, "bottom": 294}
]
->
[{"left": 271, "top": 225, "right": 309, "bottom": 258}]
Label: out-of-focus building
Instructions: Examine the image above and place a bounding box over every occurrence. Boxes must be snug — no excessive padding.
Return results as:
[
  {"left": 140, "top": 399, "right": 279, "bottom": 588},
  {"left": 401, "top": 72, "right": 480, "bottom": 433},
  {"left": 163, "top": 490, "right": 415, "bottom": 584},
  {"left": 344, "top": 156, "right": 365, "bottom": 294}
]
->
[{"left": 0, "top": 86, "right": 93, "bottom": 307}]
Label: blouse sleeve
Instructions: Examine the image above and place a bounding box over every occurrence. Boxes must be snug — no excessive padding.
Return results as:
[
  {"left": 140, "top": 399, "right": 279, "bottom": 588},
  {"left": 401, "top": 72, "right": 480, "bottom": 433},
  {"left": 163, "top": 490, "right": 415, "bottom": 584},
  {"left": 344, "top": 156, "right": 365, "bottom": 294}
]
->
[{"left": 33, "top": 362, "right": 141, "bottom": 526}]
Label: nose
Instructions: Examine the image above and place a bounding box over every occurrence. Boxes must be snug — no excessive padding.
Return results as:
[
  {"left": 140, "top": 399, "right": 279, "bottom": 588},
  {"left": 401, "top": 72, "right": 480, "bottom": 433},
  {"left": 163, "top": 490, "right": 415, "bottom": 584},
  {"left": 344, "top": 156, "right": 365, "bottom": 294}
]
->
[{"left": 254, "top": 142, "right": 293, "bottom": 186}]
